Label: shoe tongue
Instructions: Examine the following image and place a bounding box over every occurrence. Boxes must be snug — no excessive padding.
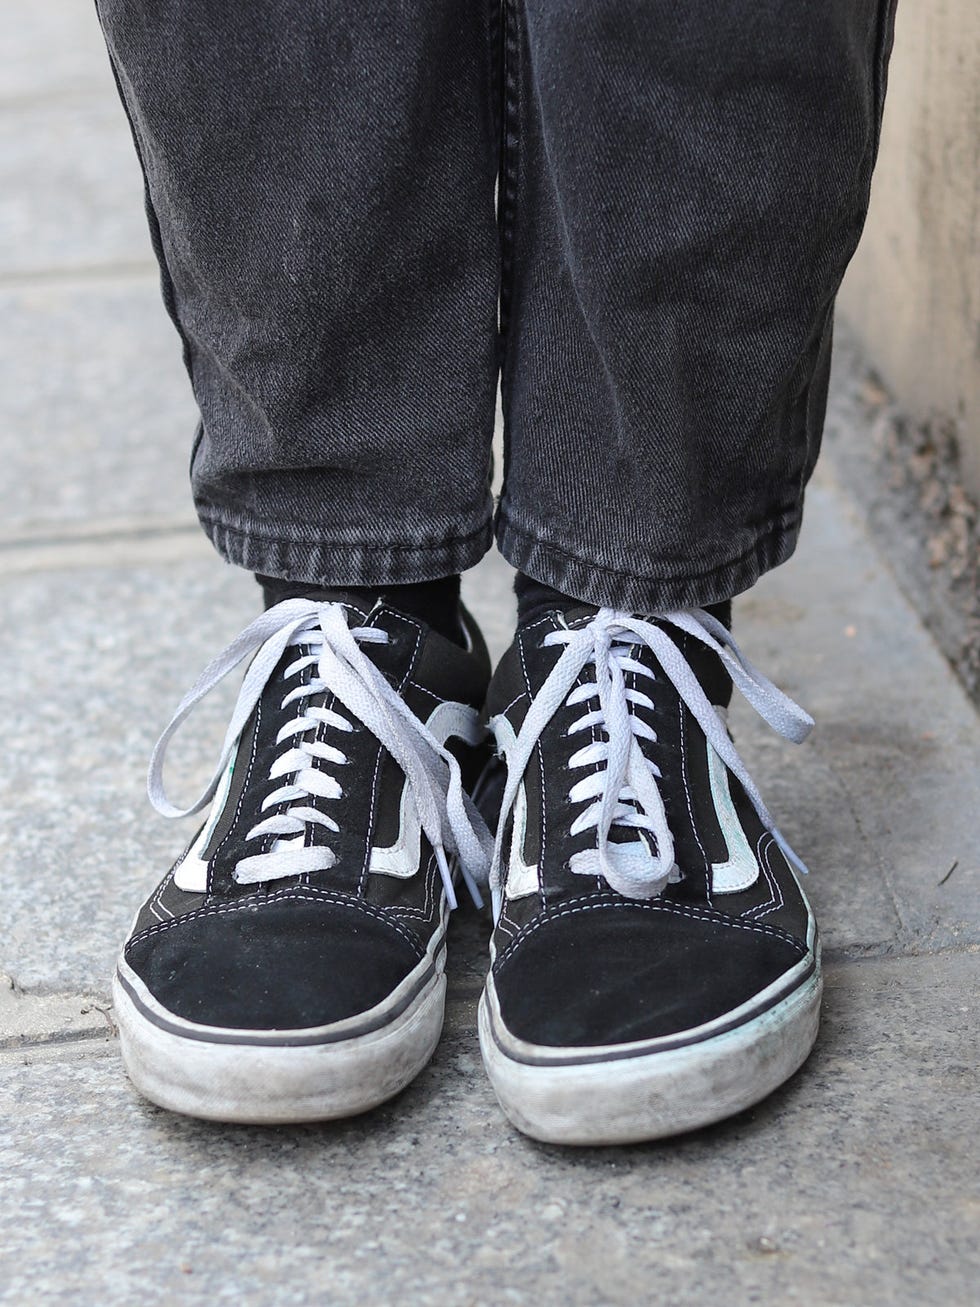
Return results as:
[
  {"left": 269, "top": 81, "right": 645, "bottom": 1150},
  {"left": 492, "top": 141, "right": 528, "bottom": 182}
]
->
[
  {"left": 310, "top": 589, "right": 377, "bottom": 623},
  {"left": 265, "top": 586, "right": 375, "bottom": 624},
  {"left": 516, "top": 600, "right": 599, "bottom": 632},
  {"left": 561, "top": 606, "right": 733, "bottom": 710},
  {"left": 561, "top": 603, "right": 602, "bottom": 627}
]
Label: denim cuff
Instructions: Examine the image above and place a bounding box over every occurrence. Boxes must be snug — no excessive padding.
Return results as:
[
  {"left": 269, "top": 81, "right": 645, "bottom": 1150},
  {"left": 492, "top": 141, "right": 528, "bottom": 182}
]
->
[
  {"left": 495, "top": 508, "right": 803, "bottom": 612},
  {"left": 199, "top": 510, "right": 494, "bottom": 587}
]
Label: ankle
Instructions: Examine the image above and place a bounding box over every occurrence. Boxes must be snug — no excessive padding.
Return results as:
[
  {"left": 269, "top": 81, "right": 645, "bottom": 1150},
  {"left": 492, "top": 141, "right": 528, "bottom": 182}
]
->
[
  {"left": 255, "top": 574, "right": 465, "bottom": 646},
  {"left": 514, "top": 573, "right": 731, "bottom": 631}
]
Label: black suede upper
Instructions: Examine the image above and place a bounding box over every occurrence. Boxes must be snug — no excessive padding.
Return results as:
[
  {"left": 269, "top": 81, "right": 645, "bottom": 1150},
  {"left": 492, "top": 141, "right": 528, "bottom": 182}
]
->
[
  {"left": 485, "top": 606, "right": 814, "bottom": 1051},
  {"left": 125, "top": 893, "right": 429, "bottom": 1030},
  {"left": 492, "top": 901, "right": 807, "bottom": 1047},
  {"left": 123, "top": 599, "right": 491, "bottom": 1033}
]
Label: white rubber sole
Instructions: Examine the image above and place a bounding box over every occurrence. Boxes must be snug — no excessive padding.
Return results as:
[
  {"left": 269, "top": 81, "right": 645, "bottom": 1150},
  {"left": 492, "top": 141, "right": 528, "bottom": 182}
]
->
[
  {"left": 478, "top": 958, "right": 822, "bottom": 1146},
  {"left": 113, "top": 950, "right": 447, "bottom": 1124}
]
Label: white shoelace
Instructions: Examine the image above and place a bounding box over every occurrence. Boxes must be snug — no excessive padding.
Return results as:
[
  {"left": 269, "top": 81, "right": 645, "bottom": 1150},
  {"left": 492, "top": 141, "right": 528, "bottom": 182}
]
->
[
  {"left": 488, "top": 607, "right": 813, "bottom": 914},
  {"left": 147, "top": 599, "right": 492, "bottom": 908}
]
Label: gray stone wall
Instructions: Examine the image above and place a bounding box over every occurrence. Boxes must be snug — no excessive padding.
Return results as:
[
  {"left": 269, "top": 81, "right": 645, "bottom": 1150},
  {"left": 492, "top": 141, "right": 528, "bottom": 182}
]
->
[{"left": 839, "top": 0, "right": 980, "bottom": 497}]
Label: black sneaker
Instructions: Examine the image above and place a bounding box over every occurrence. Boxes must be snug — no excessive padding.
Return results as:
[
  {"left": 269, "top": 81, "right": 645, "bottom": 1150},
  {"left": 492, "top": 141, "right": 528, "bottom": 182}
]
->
[
  {"left": 478, "top": 604, "right": 820, "bottom": 1145},
  {"left": 113, "top": 597, "right": 492, "bottom": 1123}
]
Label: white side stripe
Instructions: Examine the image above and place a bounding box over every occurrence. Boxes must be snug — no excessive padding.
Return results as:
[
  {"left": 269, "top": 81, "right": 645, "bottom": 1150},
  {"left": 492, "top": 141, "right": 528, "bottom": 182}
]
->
[
  {"left": 707, "top": 732, "right": 760, "bottom": 894},
  {"left": 173, "top": 757, "right": 237, "bottom": 893},
  {"left": 368, "top": 700, "right": 484, "bottom": 879},
  {"left": 175, "top": 700, "right": 483, "bottom": 891},
  {"left": 491, "top": 704, "right": 760, "bottom": 901},
  {"left": 491, "top": 715, "right": 539, "bottom": 901}
]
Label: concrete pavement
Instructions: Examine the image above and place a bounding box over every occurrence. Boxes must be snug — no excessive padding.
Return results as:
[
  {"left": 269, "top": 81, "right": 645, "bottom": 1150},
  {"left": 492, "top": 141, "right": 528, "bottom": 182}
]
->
[{"left": 1, "top": 6, "right": 977, "bottom": 1303}]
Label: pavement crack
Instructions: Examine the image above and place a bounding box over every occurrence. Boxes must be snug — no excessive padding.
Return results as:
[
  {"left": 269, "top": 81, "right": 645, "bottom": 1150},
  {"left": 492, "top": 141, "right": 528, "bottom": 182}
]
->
[
  {"left": 0, "top": 518, "right": 200, "bottom": 553},
  {"left": 0, "top": 260, "right": 158, "bottom": 289},
  {"left": 0, "top": 1023, "right": 115, "bottom": 1054},
  {"left": 1, "top": 973, "right": 117, "bottom": 1052},
  {"left": 815, "top": 738, "right": 910, "bottom": 942},
  {"left": 938, "top": 859, "right": 959, "bottom": 886}
]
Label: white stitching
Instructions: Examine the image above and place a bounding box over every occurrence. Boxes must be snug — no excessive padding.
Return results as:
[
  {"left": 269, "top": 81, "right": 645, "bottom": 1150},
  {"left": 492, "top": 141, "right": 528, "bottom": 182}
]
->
[
  {"left": 127, "top": 885, "right": 426, "bottom": 956},
  {"left": 210, "top": 695, "right": 264, "bottom": 893},
  {"left": 386, "top": 852, "right": 440, "bottom": 919},
  {"left": 148, "top": 862, "right": 177, "bottom": 921},
  {"left": 494, "top": 910, "right": 518, "bottom": 941},
  {"left": 494, "top": 892, "right": 805, "bottom": 969},
  {"left": 746, "top": 834, "right": 783, "bottom": 920},
  {"left": 497, "top": 689, "right": 529, "bottom": 719},
  {"left": 516, "top": 626, "right": 547, "bottom": 909},
  {"left": 520, "top": 614, "right": 557, "bottom": 638},
  {"left": 407, "top": 680, "right": 446, "bottom": 703},
  {"left": 298, "top": 645, "right": 322, "bottom": 888},
  {"left": 678, "top": 699, "right": 713, "bottom": 905},
  {"left": 357, "top": 610, "right": 424, "bottom": 896},
  {"left": 589, "top": 660, "right": 604, "bottom": 894}
]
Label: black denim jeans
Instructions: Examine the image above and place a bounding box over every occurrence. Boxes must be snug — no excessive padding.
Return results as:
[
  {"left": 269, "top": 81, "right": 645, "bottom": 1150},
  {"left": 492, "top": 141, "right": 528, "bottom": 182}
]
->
[{"left": 96, "top": 1, "right": 896, "bottom": 610}]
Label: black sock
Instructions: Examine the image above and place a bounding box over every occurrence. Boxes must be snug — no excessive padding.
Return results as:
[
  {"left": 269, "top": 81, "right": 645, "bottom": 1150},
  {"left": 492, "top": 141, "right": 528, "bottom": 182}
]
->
[
  {"left": 256, "top": 574, "right": 465, "bottom": 645},
  {"left": 514, "top": 572, "right": 732, "bottom": 630},
  {"left": 514, "top": 573, "right": 579, "bottom": 627}
]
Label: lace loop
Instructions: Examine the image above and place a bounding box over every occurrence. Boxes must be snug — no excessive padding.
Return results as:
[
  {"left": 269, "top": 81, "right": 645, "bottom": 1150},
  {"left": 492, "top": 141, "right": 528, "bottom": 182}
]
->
[
  {"left": 147, "top": 599, "right": 491, "bottom": 908},
  {"left": 488, "top": 607, "right": 813, "bottom": 917}
]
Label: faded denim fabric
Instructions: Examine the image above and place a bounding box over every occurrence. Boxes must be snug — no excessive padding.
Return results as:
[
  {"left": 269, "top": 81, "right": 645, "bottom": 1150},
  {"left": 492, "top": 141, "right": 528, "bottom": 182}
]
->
[{"left": 96, "top": 1, "right": 896, "bottom": 610}]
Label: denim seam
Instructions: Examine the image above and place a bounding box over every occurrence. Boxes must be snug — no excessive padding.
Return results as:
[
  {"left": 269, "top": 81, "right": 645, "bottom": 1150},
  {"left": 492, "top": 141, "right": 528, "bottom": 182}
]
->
[
  {"left": 872, "top": 1, "right": 899, "bottom": 162},
  {"left": 485, "top": 0, "right": 503, "bottom": 151},
  {"left": 498, "top": 0, "right": 521, "bottom": 339},
  {"left": 197, "top": 510, "right": 493, "bottom": 555},
  {"left": 200, "top": 513, "right": 493, "bottom": 586},
  {"left": 495, "top": 508, "right": 800, "bottom": 587},
  {"left": 94, "top": 4, "right": 195, "bottom": 385}
]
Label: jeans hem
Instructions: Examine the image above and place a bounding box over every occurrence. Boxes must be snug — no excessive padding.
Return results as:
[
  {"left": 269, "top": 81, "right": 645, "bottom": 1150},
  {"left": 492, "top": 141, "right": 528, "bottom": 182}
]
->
[
  {"left": 495, "top": 508, "right": 803, "bottom": 611},
  {"left": 199, "top": 511, "right": 494, "bottom": 586}
]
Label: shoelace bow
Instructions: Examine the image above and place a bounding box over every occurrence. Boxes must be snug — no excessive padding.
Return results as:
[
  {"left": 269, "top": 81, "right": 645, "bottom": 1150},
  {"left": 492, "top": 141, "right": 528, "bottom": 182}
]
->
[
  {"left": 147, "top": 599, "right": 492, "bottom": 909},
  {"left": 488, "top": 607, "right": 813, "bottom": 915}
]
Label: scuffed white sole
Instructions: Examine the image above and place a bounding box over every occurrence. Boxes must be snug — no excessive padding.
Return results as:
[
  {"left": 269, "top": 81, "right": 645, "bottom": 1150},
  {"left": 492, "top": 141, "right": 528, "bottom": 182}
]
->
[
  {"left": 113, "top": 952, "right": 446, "bottom": 1125},
  {"left": 478, "top": 961, "right": 822, "bottom": 1146}
]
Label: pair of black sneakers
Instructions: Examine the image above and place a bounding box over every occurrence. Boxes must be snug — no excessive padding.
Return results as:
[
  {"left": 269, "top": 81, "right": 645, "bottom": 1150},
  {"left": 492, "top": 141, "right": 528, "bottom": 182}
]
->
[{"left": 114, "top": 593, "right": 820, "bottom": 1144}]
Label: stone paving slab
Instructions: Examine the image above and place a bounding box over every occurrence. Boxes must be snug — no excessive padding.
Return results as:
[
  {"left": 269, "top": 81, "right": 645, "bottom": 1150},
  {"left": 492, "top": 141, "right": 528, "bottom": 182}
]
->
[
  {"left": 2, "top": 4, "right": 976, "bottom": 1302},
  {"left": 1, "top": 2, "right": 114, "bottom": 105},
  {"left": 0, "top": 974, "right": 109, "bottom": 1051},
  {"left": 0, "top": 101, "right": 149, "bottom": 278},
  {"left": 0, "top": 277, "right": 196, "bottom": 533},
  {"left": 0, "top": 557, "right": 255, "bottom": 994},
  {"left": 735, "top": 470, "right": 980, "bottom": 953},
  {"left": 0, "top": 951, "right": 976, "bottom": 1306}
]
